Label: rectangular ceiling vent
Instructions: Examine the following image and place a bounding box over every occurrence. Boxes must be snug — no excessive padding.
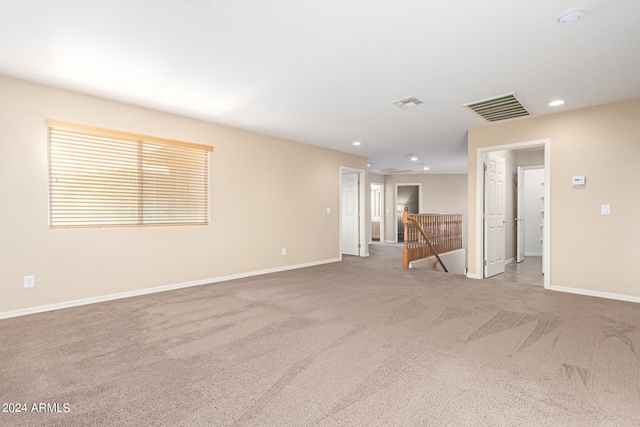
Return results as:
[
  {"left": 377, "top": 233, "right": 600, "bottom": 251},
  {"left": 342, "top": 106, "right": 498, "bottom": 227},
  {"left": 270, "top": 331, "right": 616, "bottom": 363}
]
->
[
  {"left": 463, "top": 92, "right": 530, "bottom": 122},
  {"left": 392, "top": 97, "right": 423, "bottom": 109},
  {"left": 182, "top": 0, "right": 211, "bottom": 9},
  {"left": 380, "top": 168, "right": 418, "bottom": 174}
]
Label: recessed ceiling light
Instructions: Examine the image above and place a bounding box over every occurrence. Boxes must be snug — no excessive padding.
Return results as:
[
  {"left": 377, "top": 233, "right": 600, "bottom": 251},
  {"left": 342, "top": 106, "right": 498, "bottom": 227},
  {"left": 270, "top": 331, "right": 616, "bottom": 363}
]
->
[
  {"left": 367, "top": 164, "right": 370, "bottom": 167},
  {"left": 558, "top": 7, "right": 584, "bottom": 25},
  {"left": 411, "top": 157, "right": 418, "bottom": 161},
  {"left": 423, "top": 167, "right": 430, "bottom": 171},
  {"left": 352, "top": 141, "right": 361, "bottom": 146},
  {"left": 549, "top": 100, "right": 565, "bottom": 107}
]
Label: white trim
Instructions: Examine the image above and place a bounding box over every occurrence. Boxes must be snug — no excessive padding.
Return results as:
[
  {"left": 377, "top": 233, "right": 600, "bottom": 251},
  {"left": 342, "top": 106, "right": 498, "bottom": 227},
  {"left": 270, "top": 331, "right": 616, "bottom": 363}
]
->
[
  {"left": 543, "top": 143, "right": 551, "bottom": 284},
  {"left": 394, "top": 183, "right": 423, "bottom": 243},
  {"left": 505, "top": 257, "right": 516, "bottom": 265},
  {"left": 359, "top": 170, "right": 366, "bottom": 256},
  {"left": 474, "top": 138, "right": 551, "bottom": 288},
  {"left": 525, "top": 252, "right": 542, "bottom": 256},
  {"left": 548, "top": 285, "right": 640, "bottom": 304},
  {"left": 464, "top": 276, "right": 640, "bottom": 304},
  {"left": 0, "top": 258, "right": 341, "bottom": 320},
  {"left": 520, "top": 165, "right": 544, "bottom": 171}
]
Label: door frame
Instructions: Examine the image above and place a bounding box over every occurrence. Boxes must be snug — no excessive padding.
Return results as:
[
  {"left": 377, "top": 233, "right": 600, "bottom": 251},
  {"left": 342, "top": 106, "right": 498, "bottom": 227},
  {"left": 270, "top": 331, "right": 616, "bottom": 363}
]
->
[
  {"left": 472, "top": 139, "right": 551, "bottom": 288},
  {"left": 394, "top": 183, "right": 422, "bottom": 243},
  {"left": 516, "top": 166, "right": 525, "bottom": 263},
  {"left": 340, "top": 167, "right": 367, "bottom": 258}
]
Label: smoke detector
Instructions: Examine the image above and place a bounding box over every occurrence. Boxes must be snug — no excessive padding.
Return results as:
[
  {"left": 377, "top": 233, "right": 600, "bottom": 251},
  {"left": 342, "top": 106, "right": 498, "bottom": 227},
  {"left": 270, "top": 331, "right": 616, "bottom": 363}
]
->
[{"left": 558, "top": 7, "right": 584, "bottom": 25}]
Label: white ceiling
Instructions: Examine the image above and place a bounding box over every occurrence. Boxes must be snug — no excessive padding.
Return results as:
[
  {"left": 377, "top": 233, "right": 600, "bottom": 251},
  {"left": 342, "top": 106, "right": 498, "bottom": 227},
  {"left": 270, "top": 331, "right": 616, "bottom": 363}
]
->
[{"left": 1, "top": 0, "right": 639, "bottom": 174}]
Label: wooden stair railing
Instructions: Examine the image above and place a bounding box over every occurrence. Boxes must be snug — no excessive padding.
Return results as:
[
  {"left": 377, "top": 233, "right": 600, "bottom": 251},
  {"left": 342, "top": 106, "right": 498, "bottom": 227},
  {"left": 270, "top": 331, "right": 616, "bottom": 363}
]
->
[
  {"left": 407, "top": 215, "right": 448, "bottom": 272},
  {"left": 402, "top": 207, "right": 462, "bottom": 272}
]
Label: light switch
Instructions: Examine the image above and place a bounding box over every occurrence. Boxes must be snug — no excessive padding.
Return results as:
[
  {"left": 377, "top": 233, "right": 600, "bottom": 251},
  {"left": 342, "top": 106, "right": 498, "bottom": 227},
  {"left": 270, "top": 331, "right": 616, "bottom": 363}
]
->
[
  {"left": 24, "top": 275, "right": 35, "bottom": 288},
  {"left": 326, "top": 207, "right": 331, "bottom": 214},
  {"left": 601, "top": 204, "right": 611, "bottom": 215}
]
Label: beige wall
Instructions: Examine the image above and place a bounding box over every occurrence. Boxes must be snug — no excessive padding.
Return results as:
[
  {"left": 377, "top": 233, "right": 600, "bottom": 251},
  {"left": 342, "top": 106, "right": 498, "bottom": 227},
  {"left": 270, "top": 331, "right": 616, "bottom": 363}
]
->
[
  {"left": 468, "top": 98, "right": 640, "bottom": 299},
  {"left": 382, "top": 174, "right": 468, "bottom": 255},
  {"left": 0, "top": 76, "right": 367, "bottom": 314},
  {"left": 368, "top": 172, "right": 384, "bottom": 184},
  {"left": 516, "top": 149, "right": 544, "bottom": 167}
]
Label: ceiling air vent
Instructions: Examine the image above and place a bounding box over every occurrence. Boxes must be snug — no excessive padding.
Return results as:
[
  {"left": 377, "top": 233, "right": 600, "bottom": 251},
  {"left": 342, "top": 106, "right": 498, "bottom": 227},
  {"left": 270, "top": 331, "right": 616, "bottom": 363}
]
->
[
  {"left": 380, "top": 168, "right": 418, "bottom": 174},
  {"left": 463, "top": 92, "right": 530, "bottom": 122},
  {"left": 182, "top": 0, "right": 211, "bottom": 9},
  {"left": 392, "top": 97, "right": 423, "bottom": 109}
]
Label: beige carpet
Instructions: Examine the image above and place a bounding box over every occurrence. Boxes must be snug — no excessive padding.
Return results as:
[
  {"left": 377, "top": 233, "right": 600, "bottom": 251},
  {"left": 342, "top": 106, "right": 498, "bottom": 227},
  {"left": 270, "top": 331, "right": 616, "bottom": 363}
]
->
[{"left": 1, "top": 244, "right": 639, "bottom": 426}]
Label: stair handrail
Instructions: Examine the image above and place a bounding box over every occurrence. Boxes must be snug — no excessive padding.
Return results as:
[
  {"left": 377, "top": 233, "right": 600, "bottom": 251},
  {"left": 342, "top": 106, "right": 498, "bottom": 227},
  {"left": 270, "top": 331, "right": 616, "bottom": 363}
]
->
[{"left": 403, "top": 207, "right": 449, "bottom": 272}]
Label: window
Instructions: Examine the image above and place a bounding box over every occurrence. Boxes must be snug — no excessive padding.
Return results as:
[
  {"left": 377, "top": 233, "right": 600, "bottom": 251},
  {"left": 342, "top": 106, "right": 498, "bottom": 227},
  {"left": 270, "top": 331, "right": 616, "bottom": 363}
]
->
[{"left": 47, "top": 120, "right": 213, "bottom": 228}]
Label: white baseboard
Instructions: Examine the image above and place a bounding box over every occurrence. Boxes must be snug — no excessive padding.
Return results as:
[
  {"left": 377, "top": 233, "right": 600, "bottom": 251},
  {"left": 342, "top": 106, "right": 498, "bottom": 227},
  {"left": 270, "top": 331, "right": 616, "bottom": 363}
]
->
[
  {"left": 525, "top": 252, "right": 542, "bottom": 256},
  {"left": 505, "top": 257, "right": 516, "bottom": 265},
  {"left": 463, "top": 276, "right": 639, "bottom": 303},
  {"left": 0, "top": 257, "right": 342, "bottom": 320},
  {"left": 547, "top": 285, "right": 640, "bottom": 304}
]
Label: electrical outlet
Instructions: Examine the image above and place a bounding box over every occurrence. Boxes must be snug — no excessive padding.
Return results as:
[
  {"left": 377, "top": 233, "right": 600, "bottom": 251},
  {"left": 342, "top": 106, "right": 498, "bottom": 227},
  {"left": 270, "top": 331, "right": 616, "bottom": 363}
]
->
[{"left": 24, "top": 275, "right": 35, "bottom": 288}]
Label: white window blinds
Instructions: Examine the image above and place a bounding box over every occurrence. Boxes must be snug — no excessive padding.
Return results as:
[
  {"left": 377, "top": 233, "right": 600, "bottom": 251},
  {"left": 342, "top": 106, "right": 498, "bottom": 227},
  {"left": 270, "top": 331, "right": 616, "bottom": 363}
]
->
[{"left": 47, "top": 120, "right": 213, "bottom": 228}]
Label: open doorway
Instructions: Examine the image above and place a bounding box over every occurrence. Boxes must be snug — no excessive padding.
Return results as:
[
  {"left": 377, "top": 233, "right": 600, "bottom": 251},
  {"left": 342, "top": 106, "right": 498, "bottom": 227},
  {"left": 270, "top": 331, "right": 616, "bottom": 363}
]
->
[
  {"left": 474, "top": 139, "right": 550, "bottom": 288},
  {"left": 395, "top": 184, "right": 421, "bottom": 243},
  {"left": 511, "top": 165, "right": 545, "bottom": 286},
  {"left": 370, "top": 183, "right": 384, "bottom": 242},
  {"left": 520, "top": 166, "right": 545, "bottom": 260}
]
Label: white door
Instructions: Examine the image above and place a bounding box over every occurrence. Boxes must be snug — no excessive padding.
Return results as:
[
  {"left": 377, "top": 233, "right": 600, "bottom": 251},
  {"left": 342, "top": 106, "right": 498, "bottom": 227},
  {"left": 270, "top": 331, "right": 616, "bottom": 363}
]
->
[
  {"left": 341, "top": 172, "right": 359, "bottom": 255},
  {"left": 516, "top": 166, "right": 525, "bottom": 263},
  {"left": 484, "top": 153, "right": 506, "bottom": 277}
]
